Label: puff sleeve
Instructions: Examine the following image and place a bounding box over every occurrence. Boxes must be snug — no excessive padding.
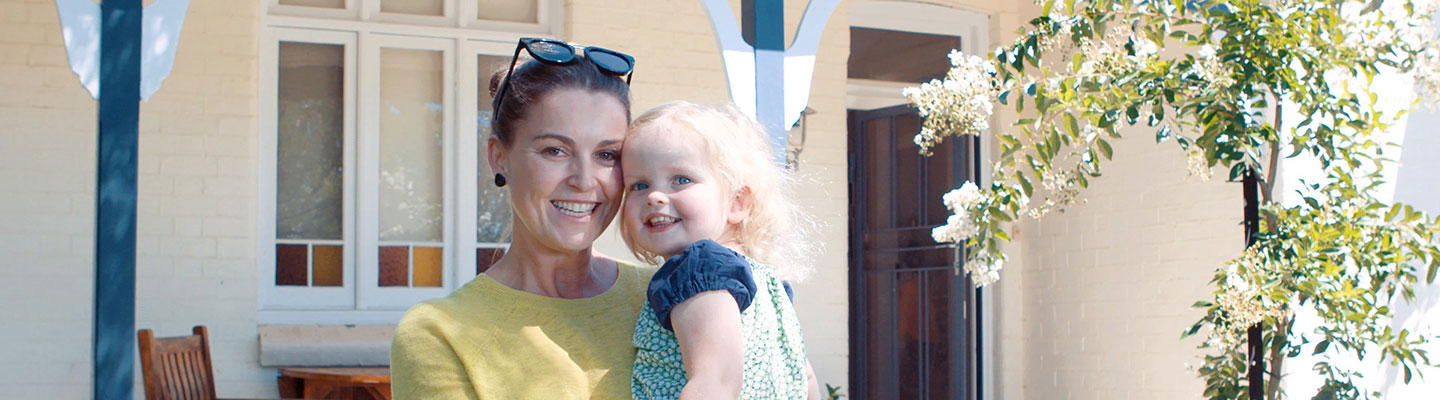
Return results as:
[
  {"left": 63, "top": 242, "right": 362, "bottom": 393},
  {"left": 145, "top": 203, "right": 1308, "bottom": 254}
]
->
[{"left": 646, "top": 239, "right": 757, "bottom": 331}]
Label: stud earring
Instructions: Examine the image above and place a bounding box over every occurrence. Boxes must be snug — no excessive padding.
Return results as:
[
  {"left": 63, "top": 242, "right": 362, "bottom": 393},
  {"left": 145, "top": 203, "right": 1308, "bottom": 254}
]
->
[{"left": 494, "top": 173, "right": 507, "bottom": 187}]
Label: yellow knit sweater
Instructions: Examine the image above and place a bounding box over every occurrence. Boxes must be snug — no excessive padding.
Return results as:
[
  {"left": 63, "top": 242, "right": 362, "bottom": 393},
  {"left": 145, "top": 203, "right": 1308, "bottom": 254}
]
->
[{"left": 390, "top": 261, "right": 654, "bottom": 399}]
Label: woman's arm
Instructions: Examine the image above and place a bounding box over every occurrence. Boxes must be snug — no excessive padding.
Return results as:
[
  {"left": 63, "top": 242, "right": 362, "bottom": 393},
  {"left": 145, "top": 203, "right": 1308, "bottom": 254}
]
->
[{"left": 671, "top": 290, "right": 745, "bottom": 400}]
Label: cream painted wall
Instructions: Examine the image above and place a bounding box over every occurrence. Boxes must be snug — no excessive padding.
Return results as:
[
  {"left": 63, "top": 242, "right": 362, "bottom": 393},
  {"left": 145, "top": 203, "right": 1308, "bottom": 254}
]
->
[
  {"left": 0, "top": 0, "right": 99, "bottom": 397},
  {"left": 0, "top": 0, "right": 268, "bottom": 398}
]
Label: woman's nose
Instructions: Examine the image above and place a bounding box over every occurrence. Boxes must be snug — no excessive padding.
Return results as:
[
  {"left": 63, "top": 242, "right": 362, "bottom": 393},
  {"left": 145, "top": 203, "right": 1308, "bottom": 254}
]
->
[{"left": 567, "top": 158, "right": 599, "bottom": 191}]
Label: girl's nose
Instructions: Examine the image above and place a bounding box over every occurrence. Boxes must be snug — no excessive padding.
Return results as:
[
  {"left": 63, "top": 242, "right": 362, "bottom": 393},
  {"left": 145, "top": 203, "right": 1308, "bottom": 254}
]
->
[{"left": 646, "top": 190, "right": 667, "bottom": 207}]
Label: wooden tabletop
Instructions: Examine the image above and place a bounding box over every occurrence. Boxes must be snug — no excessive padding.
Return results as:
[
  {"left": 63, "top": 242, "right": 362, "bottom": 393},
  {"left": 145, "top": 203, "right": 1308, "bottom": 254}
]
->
[{"left": 279, "top": 367, "right": 391, "bottom": 384}]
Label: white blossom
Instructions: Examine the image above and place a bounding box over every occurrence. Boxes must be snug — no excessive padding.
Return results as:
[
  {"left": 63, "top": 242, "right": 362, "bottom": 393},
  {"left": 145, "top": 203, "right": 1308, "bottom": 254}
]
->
[{"left": 906, "top": 50, "right": 999, "bottom": 156}]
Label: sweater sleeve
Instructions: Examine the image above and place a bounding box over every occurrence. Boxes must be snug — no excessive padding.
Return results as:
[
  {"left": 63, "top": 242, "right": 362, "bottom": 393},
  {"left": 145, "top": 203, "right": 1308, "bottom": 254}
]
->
[
  {"left": 390, "top": 303, "right": 482, "bottom": 400},
  {"left": 646, "top": 239, "right": 758, "bottom": 331}
]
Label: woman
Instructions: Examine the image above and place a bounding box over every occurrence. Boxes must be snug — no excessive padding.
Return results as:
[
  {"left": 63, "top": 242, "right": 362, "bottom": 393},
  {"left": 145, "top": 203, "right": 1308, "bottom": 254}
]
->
[{"left": 390, "top": 38, "right": 649, "bottom": 399}]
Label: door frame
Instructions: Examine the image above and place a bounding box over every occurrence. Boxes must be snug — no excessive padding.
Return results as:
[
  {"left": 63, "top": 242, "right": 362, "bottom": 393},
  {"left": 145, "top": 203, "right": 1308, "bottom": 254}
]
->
[{"left": 845, "top": 3, "right": 992, "bottom": 398}]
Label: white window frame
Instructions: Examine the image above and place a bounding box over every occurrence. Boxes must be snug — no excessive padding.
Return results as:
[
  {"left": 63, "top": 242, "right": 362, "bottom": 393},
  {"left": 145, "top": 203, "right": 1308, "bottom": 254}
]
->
[
  {"left": 259, "top": 0, "right": 551, "bottom": 325},
  {"left": 259, "top": 28, "right": 359, "bottom": 311},
  {"left": 356, "top": 34, "right": 458, "bottom": 310}
]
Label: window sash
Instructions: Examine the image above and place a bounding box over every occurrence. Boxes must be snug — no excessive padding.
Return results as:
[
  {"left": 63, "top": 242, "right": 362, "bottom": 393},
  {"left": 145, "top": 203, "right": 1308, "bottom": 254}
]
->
[
  {"left": 260, "top": 28, "right": 360, "bottom": 310},
  {"left": 356, "top": 34, "right": 457, "bottom": 310}
]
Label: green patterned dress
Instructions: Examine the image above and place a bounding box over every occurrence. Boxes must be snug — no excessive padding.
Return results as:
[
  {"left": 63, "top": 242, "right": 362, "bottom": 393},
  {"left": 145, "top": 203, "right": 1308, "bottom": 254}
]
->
[{"left": 631, "top": 241, "right": 809, "bottom": 400}]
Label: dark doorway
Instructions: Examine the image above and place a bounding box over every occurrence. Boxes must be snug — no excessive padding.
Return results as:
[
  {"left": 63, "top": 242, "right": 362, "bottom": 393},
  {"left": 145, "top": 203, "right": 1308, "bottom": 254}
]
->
[{"left": 848, "top": 105, "right": 980, "bottom": 400}]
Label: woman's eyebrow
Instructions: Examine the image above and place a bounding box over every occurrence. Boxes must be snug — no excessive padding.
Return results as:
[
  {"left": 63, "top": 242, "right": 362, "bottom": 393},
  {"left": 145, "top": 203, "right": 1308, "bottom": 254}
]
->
[{"left": 531, "top": 133, "right": 574, "bottom": 145}]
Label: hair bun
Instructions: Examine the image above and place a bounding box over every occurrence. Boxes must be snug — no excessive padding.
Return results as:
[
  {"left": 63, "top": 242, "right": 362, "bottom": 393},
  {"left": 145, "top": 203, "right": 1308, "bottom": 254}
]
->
[{"left": 488, "top": 68, "right": 507, "bottom": 99}]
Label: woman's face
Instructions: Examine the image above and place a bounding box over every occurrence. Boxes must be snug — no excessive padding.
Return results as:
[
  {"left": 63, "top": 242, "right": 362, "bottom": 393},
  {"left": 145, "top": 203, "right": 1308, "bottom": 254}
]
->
[{"left": 489, "top": 89, "right": 629, "bottom": 254}]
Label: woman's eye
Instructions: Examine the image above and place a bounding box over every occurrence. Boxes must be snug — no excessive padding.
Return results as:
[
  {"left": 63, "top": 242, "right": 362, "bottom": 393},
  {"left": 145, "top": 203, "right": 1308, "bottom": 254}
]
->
[
  {"left": 597, "top": 150, "right": 619, "bottom": 162},
  {"left": 543, "top": 147, "right": 566, "bottom": 157}
]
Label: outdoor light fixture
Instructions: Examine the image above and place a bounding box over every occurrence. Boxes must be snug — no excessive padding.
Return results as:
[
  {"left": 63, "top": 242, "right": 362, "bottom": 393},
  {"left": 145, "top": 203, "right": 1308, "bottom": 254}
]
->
[{"left": 786, "top": 106, "right": 817, "bottom": 170}]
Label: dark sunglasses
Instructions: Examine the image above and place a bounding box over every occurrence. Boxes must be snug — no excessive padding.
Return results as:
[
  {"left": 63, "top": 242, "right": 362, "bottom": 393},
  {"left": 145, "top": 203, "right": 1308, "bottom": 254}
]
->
[{"left": 493, "top": 37, "right": 635, "bottom": 116}]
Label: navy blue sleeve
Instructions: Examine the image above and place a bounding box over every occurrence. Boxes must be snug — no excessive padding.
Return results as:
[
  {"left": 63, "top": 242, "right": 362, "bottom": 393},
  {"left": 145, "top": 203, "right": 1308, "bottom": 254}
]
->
[
  {"left": 782, "top": 280, "right": 794, "bottom": 303},
  {"left": 647, "top": 239, "right": 757, "bottom": 331}
]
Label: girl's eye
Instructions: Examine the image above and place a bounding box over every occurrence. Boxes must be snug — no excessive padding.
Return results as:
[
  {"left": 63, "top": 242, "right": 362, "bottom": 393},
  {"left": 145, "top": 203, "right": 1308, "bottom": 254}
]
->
[
  {"left": 631, "top": 181, "right": 649, "bottom": 191},
  {"left": 675, "top": 176, "right": 692, "bottom": 185}
]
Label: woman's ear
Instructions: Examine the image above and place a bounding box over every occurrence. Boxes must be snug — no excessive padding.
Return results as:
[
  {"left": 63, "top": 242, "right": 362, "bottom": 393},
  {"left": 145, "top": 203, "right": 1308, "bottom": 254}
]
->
[
  {"left": 727, "top": 186, "right": 753, "bottom": 225},
  {"left": 487, "top": 136, "right": 506, "bottom": 178}
]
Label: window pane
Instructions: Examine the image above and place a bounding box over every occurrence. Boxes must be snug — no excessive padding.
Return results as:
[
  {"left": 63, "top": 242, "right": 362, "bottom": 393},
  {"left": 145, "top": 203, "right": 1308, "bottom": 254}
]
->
[
  {"left": 848, "top": 27, "right": 961, "bottom": 83},
  {"left": 382, "top": 0, "right": 442, "bottom": 16},
  {"left": 279, "top": 0, "right": 344, "bottom": 9},
  {"left": 412, "top": 247, "right": 444, "bottom": 287},
  {"left": 379, "top": 246, "right": 409, "bottom": 286},
  {"left": 277, "top": 42, "right": 344, "bottom": 241},
  {"left": 476, "top": 248, "right": 504, "bottom": 274},
  {"left": 379, "top": 48, "right": 444, "bottom": 242},
  {"left": 477, "top": 0, "right": 537, "bottom": 23},
  {"left": 312, "top": 245, "right": 344, "bottom": 286},
  {"left": 276, "top": 244, "right": 309, "bottom": 286},
  {"left": 478, "top": 54, "right": 514, "bottom": 243}
]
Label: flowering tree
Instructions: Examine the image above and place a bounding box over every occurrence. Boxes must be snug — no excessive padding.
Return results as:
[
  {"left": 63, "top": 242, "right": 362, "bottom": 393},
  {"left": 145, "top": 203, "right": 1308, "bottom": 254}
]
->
[{"left": 906, "top": 0, "right": 1440, "bottom": 398}]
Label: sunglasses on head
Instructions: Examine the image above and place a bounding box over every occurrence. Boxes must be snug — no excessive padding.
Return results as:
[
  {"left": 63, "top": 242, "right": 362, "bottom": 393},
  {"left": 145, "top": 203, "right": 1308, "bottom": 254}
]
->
[{"left": 493, "top": 37, "right": 635, "bottom": 116}]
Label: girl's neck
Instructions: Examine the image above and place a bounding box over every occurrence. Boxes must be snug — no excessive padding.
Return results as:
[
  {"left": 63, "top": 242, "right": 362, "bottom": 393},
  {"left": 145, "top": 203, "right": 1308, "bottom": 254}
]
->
[{"left": 485, "top": 230, "right": 617, "bottom": 299}]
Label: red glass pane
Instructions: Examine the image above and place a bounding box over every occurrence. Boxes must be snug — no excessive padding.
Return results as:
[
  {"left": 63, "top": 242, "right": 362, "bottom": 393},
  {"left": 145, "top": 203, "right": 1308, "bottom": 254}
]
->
[
  {"left": 379, "top": 246, "right": 409, "bottom": 287},
  {"left": 276, "top": 244, "right": 308, "bottom": 286},
  {"left": 476, "top": 248, "right": 504, "bottom": 274}
]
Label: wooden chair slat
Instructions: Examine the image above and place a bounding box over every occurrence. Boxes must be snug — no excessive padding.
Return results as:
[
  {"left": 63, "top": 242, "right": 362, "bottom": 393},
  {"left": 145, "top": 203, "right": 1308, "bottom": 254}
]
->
[{"left": 137, "top": 326, "right": 219, "bottom": 400}]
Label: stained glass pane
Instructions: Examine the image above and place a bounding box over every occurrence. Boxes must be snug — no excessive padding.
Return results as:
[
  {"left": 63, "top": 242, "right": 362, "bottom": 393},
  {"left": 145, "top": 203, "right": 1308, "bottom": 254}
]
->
[
  {"left": 478, "top": 55, "right": 514, "bottom": 243},
  {"left": 477, "top": 0, "right": 537, "bottom": 23},
  {"left": 279, "top": 0, "right": 344, "bottom": 9},
  {"left": 379, "top": 48, "right": 444, "bottom": 242},
  {"left": 379, "top": 246, "right": 409, "bottom": 287},
  {"left": 277, "top": 42, "right": 344, "bottom": 241},
  {"left": 312, "top": 245, "right": 343, "bottom": 286},
  {"left": 276, "top": 244, "right": 309, "bottom": 286},
  {"left": 476, "top": 248, "right": 504, "bottom": 274},
  {"left": 382, "top": 0, "right": 442, "bottom": 16},
  {"left": 412, "top": 247, "right": 444, "bottom": 287}
]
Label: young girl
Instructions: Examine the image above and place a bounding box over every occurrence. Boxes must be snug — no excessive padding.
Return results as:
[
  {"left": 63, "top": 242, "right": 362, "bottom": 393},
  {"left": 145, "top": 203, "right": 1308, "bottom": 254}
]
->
[{"left": 621, "top": 101, "right": 819, "bottom": 399}]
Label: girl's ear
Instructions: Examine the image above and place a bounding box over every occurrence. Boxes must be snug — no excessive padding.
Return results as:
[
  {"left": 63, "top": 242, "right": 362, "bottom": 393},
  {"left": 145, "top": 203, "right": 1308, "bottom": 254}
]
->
[
  {"left": 487, "top": 136, "right": 506, "bottom": 177},
  {"left": 727, "top": 186, "right": 753, "bottom": 225}
]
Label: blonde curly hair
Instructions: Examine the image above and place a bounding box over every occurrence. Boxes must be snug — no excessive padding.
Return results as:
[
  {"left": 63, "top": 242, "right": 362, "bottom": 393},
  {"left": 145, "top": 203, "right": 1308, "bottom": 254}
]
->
[{"left": 619, "top": 101, "right": 818, "bottom": 281}]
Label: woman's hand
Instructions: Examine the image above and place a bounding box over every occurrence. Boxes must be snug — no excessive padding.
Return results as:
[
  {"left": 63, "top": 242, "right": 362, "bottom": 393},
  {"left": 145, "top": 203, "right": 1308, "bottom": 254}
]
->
[{"left": 672, "top": 290, "right": 744, "bottom": 400}]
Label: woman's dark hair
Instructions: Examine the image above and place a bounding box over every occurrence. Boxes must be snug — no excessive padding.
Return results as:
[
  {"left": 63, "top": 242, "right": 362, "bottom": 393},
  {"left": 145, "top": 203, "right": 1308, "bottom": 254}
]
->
[{"left": 488, "top": 58, "right": 631, "bottom": 145}]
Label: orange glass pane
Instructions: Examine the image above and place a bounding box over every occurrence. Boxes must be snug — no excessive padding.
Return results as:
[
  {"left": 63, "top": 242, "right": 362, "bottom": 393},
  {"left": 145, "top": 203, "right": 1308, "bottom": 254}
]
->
[
  {"left": 412, "top": 247, "right": 443, "bottom": 287},
  {"left": 477, "top": 248, "right": 504, "bottom": 274},
  {"left": 276, "top": 244, "right": 308, "bottom": 286},
  {"left": 312, "top": 245, "right": 343, "bottom": 286},
  {"left": 379, "top": 246, "right": 409, "bottom": 287}
]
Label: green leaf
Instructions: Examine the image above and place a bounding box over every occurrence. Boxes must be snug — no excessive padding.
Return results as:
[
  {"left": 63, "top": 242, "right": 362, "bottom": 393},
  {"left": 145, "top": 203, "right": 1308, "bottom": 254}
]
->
[
  {"left": 1191, "top": 300, "right": 1213, "bottom": 308},
  {"left": 1097, "top": 139, "right": 1114, "bottom": 159},
  {"left": 1065, "top": 113, "right": 1080, "bottom": 136},
  {"left": 995, "top": 229, "right": 1011, "bottom": 242},
  {"left": 1313, "top": 339, "right": 1330, "bottom": 355},
  {"left": 1041, "top": 0, "right": 1056, "bottom": 18},
  {"left": 1427, "top": 256, "right": 1438, "bottom": 284},
  {"left": 999, "top": 89, "right": 1012, "bottom": 105}
]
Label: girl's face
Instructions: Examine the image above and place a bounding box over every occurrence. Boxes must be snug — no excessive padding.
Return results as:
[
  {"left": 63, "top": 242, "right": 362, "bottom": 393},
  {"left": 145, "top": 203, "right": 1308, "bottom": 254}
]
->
[
  {"left": 621, "top": 130, "right": 747, "bottom": 259},
  {"left": 488, "top": 89, "right": 628, "bottom": 254}
]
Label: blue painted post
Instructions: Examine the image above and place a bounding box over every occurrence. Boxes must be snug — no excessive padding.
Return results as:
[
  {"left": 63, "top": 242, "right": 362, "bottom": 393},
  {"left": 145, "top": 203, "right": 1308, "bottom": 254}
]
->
[
  {"left": 744, "top": 0, "right": 787, "bottom": 165},
  {"left": 95, "top": 0, "right": 141, "bottom": 398}
]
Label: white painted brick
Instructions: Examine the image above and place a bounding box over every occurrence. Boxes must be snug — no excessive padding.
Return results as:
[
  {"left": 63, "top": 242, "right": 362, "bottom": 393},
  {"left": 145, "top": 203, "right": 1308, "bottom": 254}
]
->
[{"left": 161, "top": 155, "right": 218, "bottom": 177}]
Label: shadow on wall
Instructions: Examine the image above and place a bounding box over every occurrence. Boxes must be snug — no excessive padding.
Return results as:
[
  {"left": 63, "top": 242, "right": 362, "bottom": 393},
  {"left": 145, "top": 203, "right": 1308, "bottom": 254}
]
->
[{"left": 1384, "top": 104, "right": 1440, "bottom": 396}]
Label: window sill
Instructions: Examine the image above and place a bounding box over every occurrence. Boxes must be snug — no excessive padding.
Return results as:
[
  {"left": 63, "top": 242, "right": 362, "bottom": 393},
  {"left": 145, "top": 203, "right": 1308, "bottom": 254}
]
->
[{"left": 258, "top": 324, "right": 396, "bottom": 367}]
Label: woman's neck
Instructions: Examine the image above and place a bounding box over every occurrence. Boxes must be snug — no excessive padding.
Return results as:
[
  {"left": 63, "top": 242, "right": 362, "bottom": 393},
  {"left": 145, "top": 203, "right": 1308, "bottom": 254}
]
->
[{"left": 486, "top": 234, "right": 617, "bottom": 299}]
